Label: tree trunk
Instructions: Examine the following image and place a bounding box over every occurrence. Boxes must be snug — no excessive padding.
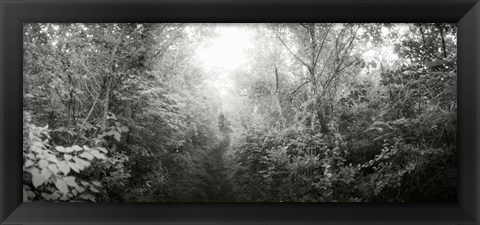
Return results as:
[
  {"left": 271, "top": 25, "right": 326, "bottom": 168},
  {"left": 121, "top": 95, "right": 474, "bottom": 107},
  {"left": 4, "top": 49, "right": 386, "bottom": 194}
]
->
[
  {"left": 308, "top": 23, "right": 319, "bottom": 131},
  {"left": 436, "top": 24, "right": 447, "bottom": 58},
  {"left": 316, "top": 102, "right": 329, "bottom": 134},
  {"left": 103, "top": 77, "right": 112, "bottom": 129},
  {"left": 102, "top": 37, "right": 120, "bottom": 128},
  {"left": 274, "top": 67, "right": 284, "bottom": 128}
]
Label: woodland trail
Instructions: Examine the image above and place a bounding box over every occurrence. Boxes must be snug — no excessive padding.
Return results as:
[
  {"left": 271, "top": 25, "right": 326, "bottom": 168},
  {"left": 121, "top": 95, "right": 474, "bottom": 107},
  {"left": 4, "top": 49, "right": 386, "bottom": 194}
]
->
[{"left": 190, "top": 138, "right": 234, "bottom": 202}]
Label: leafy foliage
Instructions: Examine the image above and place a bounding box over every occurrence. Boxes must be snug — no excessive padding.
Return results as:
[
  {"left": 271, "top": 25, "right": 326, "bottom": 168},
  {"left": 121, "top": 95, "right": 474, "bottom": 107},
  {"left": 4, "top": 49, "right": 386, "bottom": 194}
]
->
[
  {"left": 229, "top": 23, "right": 456, "bottom": 202},
  {"left": 23, "top": 23, "right": 456, "bottom": 202},
  {"left": 23, "top": 112, "right": 105, "bottom": 202}
]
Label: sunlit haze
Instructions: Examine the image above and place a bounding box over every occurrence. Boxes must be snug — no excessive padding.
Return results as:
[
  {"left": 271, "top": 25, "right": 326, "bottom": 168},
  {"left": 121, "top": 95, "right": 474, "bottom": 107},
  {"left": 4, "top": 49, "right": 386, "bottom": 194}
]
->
[
  {"left": 196, "top": 25, "right": 253, "bottom": 70},
  {"left": 195, "top": 25, "right": 254, "bottom": 100}
]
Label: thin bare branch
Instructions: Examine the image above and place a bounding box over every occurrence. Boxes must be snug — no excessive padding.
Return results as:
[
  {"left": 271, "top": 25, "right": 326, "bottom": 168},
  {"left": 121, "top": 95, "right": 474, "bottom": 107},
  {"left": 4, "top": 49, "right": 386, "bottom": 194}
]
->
[
  {"left": 290, "top": 80, "right": 310, "bottom": 97},
  {"left": 314, "top": 25, "right": 332, "bottom": 67},
  {"left": 273, "top": 28, "right": 311, "bottom": 69},
  {"left": 321, "top": 26, "right": 359, "bottom": 97}
]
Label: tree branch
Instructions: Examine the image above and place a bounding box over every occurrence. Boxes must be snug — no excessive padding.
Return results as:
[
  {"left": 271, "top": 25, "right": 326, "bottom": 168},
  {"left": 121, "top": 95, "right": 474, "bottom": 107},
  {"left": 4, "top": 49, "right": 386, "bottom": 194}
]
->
[
  {"left": 321, "top": 27, "right": 358, "bottom": 97},
  {"left": 289, "top": 80, "right": 310, "bottom": 97},
  {"left": 275, "top": 66, "right": 280, "bottom": 92},
  {"left": 418, "top": 24, "right": 427, "bottom": 49},
  {"left": 299, "top": 23, "right": 311, "bottom": 31},
  {"left": 103, "top": 32, "right": 123, "bottom": 127},
  {"left": 316, "top": 27, "right": 347, "bottom": 86},
  {"left": 82, "top": 91, "right": 101, "bottom": 125},
  {"left": 314, "top": 26, "right": 332, "bottom": 66},
  {"left": 274, "top": 29, "right": 310, "bottom": 69}
]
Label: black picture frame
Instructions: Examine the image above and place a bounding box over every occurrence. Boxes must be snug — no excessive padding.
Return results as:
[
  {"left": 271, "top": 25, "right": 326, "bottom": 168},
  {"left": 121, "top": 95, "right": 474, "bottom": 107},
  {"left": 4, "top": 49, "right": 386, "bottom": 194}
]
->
[{"left": 1, "top": 0, "right": 479, "bottom": 224}]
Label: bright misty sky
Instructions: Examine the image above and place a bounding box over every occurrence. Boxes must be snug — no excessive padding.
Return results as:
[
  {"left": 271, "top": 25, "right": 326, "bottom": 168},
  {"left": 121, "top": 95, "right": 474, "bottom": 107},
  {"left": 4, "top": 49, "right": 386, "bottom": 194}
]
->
[
  {"left": 194, "top": 24, "right": 255, "bottom": 100},
  {"left": 196, "top": 25, "right": 254, "bottom": 70}
]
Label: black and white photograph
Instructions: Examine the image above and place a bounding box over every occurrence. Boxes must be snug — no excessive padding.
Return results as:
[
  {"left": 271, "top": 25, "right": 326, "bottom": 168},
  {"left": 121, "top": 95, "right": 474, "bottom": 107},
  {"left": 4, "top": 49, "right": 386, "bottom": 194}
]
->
[{"left": 22, "top": 23, "right": 457, "bottom": 202}]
